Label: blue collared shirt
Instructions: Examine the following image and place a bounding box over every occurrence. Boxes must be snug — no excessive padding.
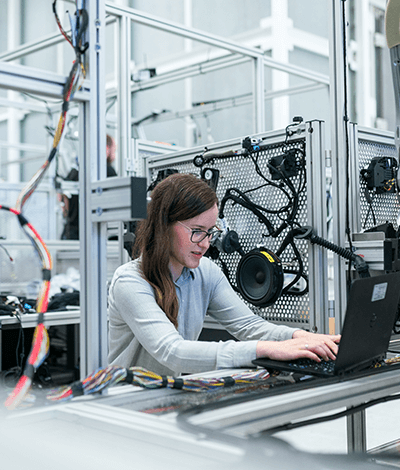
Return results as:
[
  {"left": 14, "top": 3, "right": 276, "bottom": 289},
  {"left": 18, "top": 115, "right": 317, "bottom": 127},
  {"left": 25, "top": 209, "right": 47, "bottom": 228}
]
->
[{"left": 108, "top": 256, "right": 297, "bottom": 376}]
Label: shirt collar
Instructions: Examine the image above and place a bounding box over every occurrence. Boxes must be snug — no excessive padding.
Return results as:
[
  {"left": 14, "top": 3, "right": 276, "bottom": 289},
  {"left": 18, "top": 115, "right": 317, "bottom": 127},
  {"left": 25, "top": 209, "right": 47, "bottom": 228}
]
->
[{"left": 175, "top": 266, "right": 195, "bottom": 284}]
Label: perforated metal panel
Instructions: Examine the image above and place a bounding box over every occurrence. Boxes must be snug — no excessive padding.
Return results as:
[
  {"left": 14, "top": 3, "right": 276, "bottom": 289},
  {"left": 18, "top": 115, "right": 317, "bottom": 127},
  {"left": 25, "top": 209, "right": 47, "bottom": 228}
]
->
[
  {"left": 144, "top": 123, "right": 329, "bottom": 331},
  {"left": 334, "top": 125, "right": 400, "bottom": 322},
  {"left": 357, "top": 137, "right": 399, "bottom": 231}
]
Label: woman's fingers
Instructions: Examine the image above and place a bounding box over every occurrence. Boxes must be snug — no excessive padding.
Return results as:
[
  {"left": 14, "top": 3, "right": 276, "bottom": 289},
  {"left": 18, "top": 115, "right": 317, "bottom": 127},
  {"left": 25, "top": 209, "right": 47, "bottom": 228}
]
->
[{"left": 257, "top": 333, "right": 342, "bottom": 362}]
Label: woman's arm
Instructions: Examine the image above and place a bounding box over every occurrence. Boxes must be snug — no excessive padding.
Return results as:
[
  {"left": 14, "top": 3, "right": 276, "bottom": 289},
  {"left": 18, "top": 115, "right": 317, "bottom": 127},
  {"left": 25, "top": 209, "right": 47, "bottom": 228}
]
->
[
  {"left": 206, "top": 266, "right": 297, "bottom": 342},
  {"left": 109, "top": 265, "right": 259, "bottom": 373},
  {"left": 206, "top": 261, "right": 340, "bottom": 361}
]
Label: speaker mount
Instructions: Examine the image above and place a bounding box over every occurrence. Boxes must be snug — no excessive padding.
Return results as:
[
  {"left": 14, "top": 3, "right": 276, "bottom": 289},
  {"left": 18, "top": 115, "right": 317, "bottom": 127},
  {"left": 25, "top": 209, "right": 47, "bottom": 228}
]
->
[{"left": 236, "top": 248, "right": 284, "bottom": 307}]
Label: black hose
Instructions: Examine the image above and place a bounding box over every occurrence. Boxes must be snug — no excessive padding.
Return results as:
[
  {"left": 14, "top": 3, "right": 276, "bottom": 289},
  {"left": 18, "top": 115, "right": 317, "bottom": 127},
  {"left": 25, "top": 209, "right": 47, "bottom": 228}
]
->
[{"left": 294, "top": 226, "right": 370, "bottom": 278}]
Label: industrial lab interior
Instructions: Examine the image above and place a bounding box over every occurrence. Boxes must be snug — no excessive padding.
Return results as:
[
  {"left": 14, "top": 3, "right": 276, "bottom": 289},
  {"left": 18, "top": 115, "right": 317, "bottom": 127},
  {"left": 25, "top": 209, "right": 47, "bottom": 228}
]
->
[{"left": 1, "top": 1, "right": 400, "bottom": 469}]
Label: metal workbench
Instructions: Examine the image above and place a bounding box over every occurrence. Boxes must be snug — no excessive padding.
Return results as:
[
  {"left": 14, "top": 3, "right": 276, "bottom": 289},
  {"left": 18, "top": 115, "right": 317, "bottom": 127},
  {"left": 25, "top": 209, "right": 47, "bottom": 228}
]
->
[{"left": 1, "top": 364, "right": 400, "bottom": 469}]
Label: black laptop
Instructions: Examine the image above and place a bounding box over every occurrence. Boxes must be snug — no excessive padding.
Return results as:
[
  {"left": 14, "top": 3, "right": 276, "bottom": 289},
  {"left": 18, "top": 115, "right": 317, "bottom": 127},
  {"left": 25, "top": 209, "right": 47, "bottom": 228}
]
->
[{"left": 253, "top": 272, "right": 400, "bottom": 377}]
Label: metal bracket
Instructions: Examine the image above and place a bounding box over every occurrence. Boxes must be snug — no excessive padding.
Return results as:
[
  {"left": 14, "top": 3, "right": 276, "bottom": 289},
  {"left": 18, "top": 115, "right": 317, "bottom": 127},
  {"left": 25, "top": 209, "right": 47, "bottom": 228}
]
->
[
  {"left": 346, "top": 231, "right": 400, "bottom": 272},
  {"left": 91, "top": 176, "right": 147, "bottom": 223}
]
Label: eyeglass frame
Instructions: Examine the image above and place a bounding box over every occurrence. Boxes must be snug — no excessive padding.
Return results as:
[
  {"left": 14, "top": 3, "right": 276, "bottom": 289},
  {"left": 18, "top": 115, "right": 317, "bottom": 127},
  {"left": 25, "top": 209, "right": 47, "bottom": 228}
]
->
[{"left": 177, "top": 221, "right": 222, "bottom": 244}]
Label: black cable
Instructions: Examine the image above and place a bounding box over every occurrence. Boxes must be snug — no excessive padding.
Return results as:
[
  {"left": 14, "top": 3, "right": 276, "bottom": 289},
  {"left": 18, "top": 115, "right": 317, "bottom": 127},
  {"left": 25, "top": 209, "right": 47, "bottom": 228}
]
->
[
  {"left": 222, "top": 187, "right": 285, "bottom": 218},
  {"left": 218, "top": 256, "right": 240, "bottom": 293},
  {"left": 219, "top": 189, "right": 276, "bottom": 236},
  {"left": 271, "top": 168, "right": 299, "bottom": 227},
  {"left": 282, "top": 269, "right": 309, "bottom": 296},
  {"left": 219, "top": 183, "right": 297, "bottom": 240},
  {"left": 0, "top": 243, "right": 13, "bottom": 262},
  {"left": 341, "top": 0, "right": 353, "bottom": 292},
  {"left": 199, "top": 133, "right": 307, "bottom": 299},
  {"left": 262, "top": 391, "right": 400, "bottom": 435},
  {"left": 281, "top": 240, "right": 306, "bottom": 295},
  {"left": 218, "top": 140, "right": 308, "bottom": 298},
  {"left": 13, "top": 311, "right": 25, "bottom": 375},
  {"left": 175, "top": 377, "right": 400, "bottom": 467},
  {"left": 252, "top": 144, "right": 306, "bottom": 233},
  {"left": 248, "top": 152, "right": 293, "bottom": 200},
  {"left": 363, "top": 188, "right": 377, "bottom": 229},
  {"left": 272, "top": 231, "right": 308, "bottom": 297},
  {"left": 248, "top": 150, "right": 299, "bottom": 219},
  {"left": 284, "top": 122, "right": 302, "bottom": 146},
  {"left": 293, "top": 226, "right": 370, "bottom": 278},
  {"left": 205, "top": 137, "right": 306, "bottom": 240},
  {"left": 75, "top": 7, "right": 89, "bottom": 54}
]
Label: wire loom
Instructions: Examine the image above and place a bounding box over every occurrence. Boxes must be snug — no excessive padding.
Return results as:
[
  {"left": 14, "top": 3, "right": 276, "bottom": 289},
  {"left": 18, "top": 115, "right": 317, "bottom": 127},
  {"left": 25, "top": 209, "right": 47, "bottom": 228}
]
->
[
  {"left": 1, "top": 1, "right": 88, "bottom": 411},
  {"left": 0, "top": 206, "right": 52, "bottom": 411},
  {"left": 46, "top": 367, "right": 270, "bottom": 401}
]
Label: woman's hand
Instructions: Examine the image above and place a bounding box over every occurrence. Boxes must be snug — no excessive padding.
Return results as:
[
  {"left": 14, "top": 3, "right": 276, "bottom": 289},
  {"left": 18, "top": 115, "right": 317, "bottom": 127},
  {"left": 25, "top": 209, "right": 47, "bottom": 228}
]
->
[{"left": 256, "top": 330, "right": 341, "bottom": 362}]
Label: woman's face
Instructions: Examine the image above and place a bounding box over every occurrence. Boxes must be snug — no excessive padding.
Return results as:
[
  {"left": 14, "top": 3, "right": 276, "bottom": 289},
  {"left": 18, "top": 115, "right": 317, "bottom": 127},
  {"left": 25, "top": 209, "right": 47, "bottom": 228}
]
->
[{"left": 169, "top": 203, "right": 218, "bottom": 281}]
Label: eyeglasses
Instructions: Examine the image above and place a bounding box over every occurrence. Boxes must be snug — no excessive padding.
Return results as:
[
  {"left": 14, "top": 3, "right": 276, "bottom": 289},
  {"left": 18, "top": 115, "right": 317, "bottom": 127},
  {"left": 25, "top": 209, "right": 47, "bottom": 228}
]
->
[{"left": 177, "top": 221, "right": 222, "bottom": 244}]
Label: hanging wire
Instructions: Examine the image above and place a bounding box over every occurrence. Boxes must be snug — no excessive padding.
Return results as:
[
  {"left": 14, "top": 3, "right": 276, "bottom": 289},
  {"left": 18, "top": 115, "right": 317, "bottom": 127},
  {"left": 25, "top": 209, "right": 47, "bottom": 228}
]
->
[
  {"left": 15, "top": 1, "right": 87, "bottom": 213},
  {"left": 0, "top": 205, "right": 52, "bottom": 410},
  {"left": 2, "top": 0, "right": 89, "bottom": 411},
  {"left": 0, "top": 243, "right": 13, "bottom": 262}
]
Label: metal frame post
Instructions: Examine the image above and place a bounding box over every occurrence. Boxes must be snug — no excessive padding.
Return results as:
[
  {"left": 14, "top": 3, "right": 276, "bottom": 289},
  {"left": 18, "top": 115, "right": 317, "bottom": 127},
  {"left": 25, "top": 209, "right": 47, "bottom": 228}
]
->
[
  {"left": 79, "top": 0, "right": 108, "bottom": 378},
  {"left": 347, "top": 409, "right": 367, "bottom": 453},
  {"left": 117, "top": 14, "right": 132, "bottom": 175},
  {"left": 329, "top": 0, "right": 349, "bottom": 330},
  {"left": 115, "top": 13, "right": 133, "bottom": 268},
  {"left": 253, "top": 56, "right": 266, "bottom": 133},
  {"left": 306, "top": 120, "right": 329, "bottom": 333}
]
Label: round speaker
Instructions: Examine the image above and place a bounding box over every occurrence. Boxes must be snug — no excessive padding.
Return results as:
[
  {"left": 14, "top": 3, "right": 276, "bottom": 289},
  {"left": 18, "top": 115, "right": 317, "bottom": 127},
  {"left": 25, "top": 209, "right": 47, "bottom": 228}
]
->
[{"left": 236, "top": 248, "right": 283, "bottom": 307}]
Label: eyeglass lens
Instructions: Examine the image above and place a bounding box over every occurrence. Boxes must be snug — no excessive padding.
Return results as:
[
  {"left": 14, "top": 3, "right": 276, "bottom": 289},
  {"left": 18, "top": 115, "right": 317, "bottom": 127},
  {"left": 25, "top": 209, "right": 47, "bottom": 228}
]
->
[{"left": 191, "top": 230, "right": 220, "bottom": 243}]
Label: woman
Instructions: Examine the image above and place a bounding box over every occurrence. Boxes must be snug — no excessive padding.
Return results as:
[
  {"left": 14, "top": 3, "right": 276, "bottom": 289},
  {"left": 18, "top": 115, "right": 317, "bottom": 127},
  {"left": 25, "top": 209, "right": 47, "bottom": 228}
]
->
[{"left": 108, "top": 173, "right": 340, "bottom": 376}]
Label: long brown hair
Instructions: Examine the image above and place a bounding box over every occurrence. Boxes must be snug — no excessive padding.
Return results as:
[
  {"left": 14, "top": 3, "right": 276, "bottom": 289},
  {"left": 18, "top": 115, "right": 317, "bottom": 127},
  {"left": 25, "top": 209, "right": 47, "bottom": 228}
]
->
[{"left": 133, "top": 173, "right": 218, "bottom": 327}]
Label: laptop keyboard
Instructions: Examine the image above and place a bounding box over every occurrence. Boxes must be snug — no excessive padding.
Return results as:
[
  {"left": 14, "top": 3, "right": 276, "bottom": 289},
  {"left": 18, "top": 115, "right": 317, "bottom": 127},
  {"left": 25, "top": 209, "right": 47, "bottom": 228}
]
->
[{"left": 286, "top": 358, "right": 336, "bottom": 375}]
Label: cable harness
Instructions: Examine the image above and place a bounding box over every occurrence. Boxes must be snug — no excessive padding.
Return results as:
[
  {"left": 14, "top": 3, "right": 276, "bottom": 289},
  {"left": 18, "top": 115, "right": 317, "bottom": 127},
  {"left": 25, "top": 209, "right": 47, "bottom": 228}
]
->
[
  {"left": 2, "top": 1, "right": 88, "bottom": 410},
  {"left": 46, "top": 366, "right": 270, "bottom": 402},
  {"left": 15, "top": 2, "right": 87, "bottom": 213},
  {"left": 0, "top": 206, "right": 52, "bottom": 410},
  {"left": 201, "top": 130, "right": 309, "bottom": 297}
]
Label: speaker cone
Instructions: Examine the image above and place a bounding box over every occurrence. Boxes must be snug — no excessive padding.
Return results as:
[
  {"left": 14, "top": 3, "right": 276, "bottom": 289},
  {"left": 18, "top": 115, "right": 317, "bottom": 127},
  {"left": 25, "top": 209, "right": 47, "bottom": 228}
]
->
[{"left": 236, "top": 248, "right": 283, "bottom": 307}]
